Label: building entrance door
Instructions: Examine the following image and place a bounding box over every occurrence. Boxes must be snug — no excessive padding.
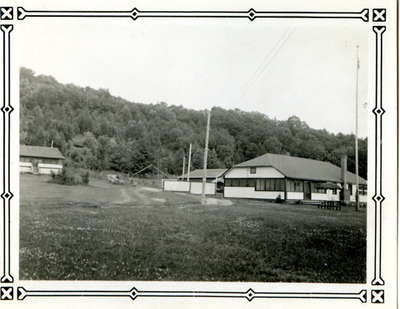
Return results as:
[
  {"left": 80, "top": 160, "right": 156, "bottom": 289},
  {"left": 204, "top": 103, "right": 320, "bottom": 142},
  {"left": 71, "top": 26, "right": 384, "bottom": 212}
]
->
[
  {"left": 32, "top": 160, "right": 39, "bottom": 174},
  {"left": 304, "top": 181, "right": 312, "bottom": 199}
]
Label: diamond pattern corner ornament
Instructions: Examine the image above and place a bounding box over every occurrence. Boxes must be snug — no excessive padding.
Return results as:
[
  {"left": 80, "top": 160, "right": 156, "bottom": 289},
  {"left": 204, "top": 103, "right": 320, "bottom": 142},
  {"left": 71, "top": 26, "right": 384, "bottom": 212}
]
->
[
  {"left": 131, "top": 8, "right": 139, "bottom": 20},
  {"left": 247, "top": 8, "right": 256, "bottom": 21},
  {"left": 129, "top": 287, "right": 139, "bottom": 300},
  {"left": 371, "top": 290, "right": 384, "bottom": 303},
  {"left": 372, "top": 9, "right": 386, "bottom": 22},
  {"left": 372, "top": 194, "right": 385, "bottom": 204},
  {"left": 0, "top": 287, "right": 13, "bottom": 300},
  {"left": 1, "top": 105, "right": 14, "bottom": 113},
  {"left": 372, "top": 106, "right": 385, "bottom": 116},
  {"left": 0, "top": 7, "right": 13, "bottom": 20},
  {"left": 245, "top": 288, "right": 255, "bottom": 301},
  {"left": 1, "top": 192, "right": 13, "bottom": 200}
]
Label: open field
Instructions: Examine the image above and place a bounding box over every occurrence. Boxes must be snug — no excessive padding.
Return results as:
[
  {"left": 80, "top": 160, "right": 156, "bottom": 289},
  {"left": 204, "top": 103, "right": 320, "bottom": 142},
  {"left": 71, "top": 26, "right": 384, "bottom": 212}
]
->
[{"left": 20, "top": 174, "right": 366, "bottom": 282}]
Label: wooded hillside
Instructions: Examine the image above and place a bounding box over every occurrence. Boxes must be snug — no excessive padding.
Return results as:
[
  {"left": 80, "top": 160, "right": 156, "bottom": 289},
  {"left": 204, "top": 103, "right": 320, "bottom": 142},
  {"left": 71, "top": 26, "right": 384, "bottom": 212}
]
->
[{"left": 20, "top": 67, "right": 367, "bottom": 178}]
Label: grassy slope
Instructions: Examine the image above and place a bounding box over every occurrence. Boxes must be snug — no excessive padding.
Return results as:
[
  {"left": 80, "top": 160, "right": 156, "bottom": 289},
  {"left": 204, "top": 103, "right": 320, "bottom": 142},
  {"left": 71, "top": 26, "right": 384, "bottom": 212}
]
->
[{"left": 20, "top": 174, "right": 366, "bottom": 282}]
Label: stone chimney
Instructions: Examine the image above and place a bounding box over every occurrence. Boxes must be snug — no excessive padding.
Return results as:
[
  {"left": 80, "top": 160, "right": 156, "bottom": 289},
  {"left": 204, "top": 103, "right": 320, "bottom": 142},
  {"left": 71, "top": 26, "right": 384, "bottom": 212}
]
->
[
  {"left": 340, "top": 154, "right": 349, "bottom": 202},
  {"left": 341, "top": 155, "right": 347, "bottom": 185}
]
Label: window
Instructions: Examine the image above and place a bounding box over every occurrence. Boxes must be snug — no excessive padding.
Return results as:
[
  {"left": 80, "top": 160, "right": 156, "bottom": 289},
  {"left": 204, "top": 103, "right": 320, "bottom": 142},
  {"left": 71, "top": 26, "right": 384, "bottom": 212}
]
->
[
  {"left": 231, "top": 179, "right": 240, "bottom": 187},
  {"left": 247, "top": 179, "right": 256, "bottom": 187},
  {"left": 226, "top": 179, "right": 254, "bottom": 187},
  {"left": 239, "top": 179, "right": 248, "bottom": 187},
  {"left": 20, "top": 157, "right": 30, "bottom": 163},
  {"left": 286, "top": 180, "right": 293, "bottom": 192},
  {"left": 256, "top": 179, "right": 264, "bottom": 191},
  {"left": 270, "top": 179, "right": 285, "bottom": 191},
  {"left": 250, "top": 167, "right": 256, "bottom": 174},
  {"left": 255, "top": 178, "right": 285, "bottom": 191},
  {"left": 359, "top": 184, "right": 367, "bottom": 195},
  {"left": 312, "top": 182, "right": 327, "bottom": 194},
  {"left": 348, "top": 184, "right": 353, "bottom": 195},
  {"left": 226, "top": 178, "right": 284, "bottom": 190},
  {"left": 20, "top": 157, "right": 60, "bottom": 164},
  {"left": 265, "top": 179, "right": 273, "bottom": 191},
  {"left": 287, "top": 180, "right": 304, "bottom": 192},
  {"left": 294, "top": 181, "right": 303, "bottom": 192},
  {"left": 276, "top": 179, "right": 284, "bottom": 191}
]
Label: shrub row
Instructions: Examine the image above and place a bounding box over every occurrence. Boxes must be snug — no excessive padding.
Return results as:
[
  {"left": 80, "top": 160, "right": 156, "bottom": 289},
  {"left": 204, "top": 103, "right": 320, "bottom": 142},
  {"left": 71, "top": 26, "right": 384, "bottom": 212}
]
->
[{"left": 50, "top": 167, "right": 90, "bottom": 185}]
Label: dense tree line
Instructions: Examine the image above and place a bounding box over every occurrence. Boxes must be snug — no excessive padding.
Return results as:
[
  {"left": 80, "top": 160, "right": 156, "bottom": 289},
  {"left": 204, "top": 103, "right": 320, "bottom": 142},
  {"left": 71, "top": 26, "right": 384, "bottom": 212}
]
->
[{"left": 20, "top": 67, "right": 367, "bottom": 178}]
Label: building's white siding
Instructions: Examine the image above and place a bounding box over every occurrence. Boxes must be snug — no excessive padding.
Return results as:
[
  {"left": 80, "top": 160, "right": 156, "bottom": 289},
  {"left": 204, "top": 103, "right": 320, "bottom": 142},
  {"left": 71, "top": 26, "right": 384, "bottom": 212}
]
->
[
  {"left": 311, "top": 190, "right": 340, "bottom": 201},
  {"left": 163, "top": 180, "right": 190, "bottom": 192},
  {"left": 20, "top": 161, "right": 62, "bottom": 174},
  {"left": 224, "top": 187, "right": 283, "bottom": 199},
  {"left": 190, "top": 182, "right": 216, "bottom": 195},
  {"left": 20, "top": 162, "right": 33, "bottom": 173},
  {"left": 38, "top": 163, "right": 63, "bottom": 175},
  {"left": 347, "top": 184, "right": 367, "bottom": 203},
  {"left": 225, "top": 167, "right": 284, "bottom": 178},
  {"left": 287, "top": 192, "right": 304, "bottom": 200}
]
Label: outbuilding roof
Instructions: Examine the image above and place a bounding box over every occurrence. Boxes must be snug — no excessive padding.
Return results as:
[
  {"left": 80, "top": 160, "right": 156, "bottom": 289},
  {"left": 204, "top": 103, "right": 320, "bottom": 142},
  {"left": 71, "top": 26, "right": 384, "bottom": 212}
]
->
[
  {"left": 180, "top": 168, "right": 227, "bottom": 179},
  {"left": 20, "top": 145, "right": 65, "bottom": 160},
  {"left": 234, "top": 153, "right": 367, "bottom": 185}
]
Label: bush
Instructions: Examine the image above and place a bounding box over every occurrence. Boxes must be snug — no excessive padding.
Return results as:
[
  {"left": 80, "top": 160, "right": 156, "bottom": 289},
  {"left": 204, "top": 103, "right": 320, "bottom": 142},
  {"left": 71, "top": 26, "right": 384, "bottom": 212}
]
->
[
  {"left": 275, "top": 195, "right": 284, "bottom": 203},
  {"left": 49, "top": 167, "right": 90, "bottom": 185},
  {"left": 82, "top": 171, "right": 90, "bottom": 185},
  {"left": 72, "top": 174, "right": 83, "bottom": 184}
]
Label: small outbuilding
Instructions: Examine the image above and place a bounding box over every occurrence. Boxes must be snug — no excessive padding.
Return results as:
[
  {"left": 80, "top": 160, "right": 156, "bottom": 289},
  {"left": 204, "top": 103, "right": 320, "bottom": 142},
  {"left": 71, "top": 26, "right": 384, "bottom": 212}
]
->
[
  {"left": 179, "top": 168, "right": 227, "bottom": 183},
  {"left": 20, "top": 145, "right": 65, "bottom": 175},
  {"left": 223, "top": 153, "right": 367, "bottom": 203},
  {"left": 178, "top": 168, "right": 228, "bottom": 194}
]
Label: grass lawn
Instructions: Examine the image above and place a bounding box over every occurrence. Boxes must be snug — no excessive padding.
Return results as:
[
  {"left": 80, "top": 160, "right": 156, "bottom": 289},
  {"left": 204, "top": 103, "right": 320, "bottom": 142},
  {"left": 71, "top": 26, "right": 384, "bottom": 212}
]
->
[{"left": 20, "top": 174, "right": 366, "bottom": 282}]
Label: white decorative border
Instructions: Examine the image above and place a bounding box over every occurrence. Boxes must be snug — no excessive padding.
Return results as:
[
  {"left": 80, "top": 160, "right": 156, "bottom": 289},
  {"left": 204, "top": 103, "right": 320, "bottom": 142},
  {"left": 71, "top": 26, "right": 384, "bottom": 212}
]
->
[{"left": 0, "top": 5, "right": 393, "bottom": 305}]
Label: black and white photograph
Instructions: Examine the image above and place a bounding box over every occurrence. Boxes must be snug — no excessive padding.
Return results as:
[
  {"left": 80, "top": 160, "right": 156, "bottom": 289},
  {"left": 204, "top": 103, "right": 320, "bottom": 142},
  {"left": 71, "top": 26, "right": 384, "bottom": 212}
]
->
[{"left": 0, "top": 0, "right": 398, "bottom": 308}]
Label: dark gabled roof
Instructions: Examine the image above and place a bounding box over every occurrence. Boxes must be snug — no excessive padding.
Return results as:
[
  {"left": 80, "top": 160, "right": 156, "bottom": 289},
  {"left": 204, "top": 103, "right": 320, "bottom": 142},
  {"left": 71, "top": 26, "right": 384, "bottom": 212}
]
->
[
  {"left": 234, "top": 153, "right": 367, "bottom": 185},
  {"left": 180, "top": 168, "right": 227, "bottom": 179},
  {"left": 20, "top": 145, "right": 65, "bottom": 160}
]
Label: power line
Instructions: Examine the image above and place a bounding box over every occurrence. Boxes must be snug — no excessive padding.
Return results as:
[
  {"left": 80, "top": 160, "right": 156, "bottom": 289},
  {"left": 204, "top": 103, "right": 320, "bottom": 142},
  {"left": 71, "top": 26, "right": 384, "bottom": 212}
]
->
[
  {"left": 239, "top": 30, "right": 290, "bottom": 93},
  {"left": 239, "top": 28, "right": 291, "bottom": 96},
  {"left": 253, "top": 28, "right": 295, "bottom": 84},
  {"left": 239, "top": 28, "right": 296, "bottom": 100}
]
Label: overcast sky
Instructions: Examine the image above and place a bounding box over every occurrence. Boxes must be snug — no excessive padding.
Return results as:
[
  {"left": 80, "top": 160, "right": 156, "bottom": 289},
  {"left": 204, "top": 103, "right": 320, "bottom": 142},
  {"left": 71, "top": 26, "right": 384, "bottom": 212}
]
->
[{"left": 17, "top": 17, "right": 369, "bottom": 137}]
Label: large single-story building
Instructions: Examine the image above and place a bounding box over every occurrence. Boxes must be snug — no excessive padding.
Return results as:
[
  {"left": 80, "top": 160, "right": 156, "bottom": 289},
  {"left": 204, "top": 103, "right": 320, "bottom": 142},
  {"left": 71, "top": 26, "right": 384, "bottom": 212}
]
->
[
  {"left": 224, "top": 153, "right": 367, "bottom": 203},
  {"left": 20, "top": 145, "right": 65, "bottom": 175}
]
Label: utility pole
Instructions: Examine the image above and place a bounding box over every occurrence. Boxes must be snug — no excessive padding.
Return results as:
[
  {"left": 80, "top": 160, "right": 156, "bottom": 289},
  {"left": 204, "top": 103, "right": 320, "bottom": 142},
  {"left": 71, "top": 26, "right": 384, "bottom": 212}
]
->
[
  {"left": 157, "top": 155, "right": 160, "bottom": 184},
  {"left": 355, "top": 45, "right": 360, "bottom": 211},
  {"left": 187, "top": 143, "right": 192, "bottom": 182},
  {"left": 201, "top": 110, "right": 211, "bottom": 205},
  {"left": 157, "top": 140, "right": 162, "bottom": 186},
  {"left": 182, "top": 155, "right": 186, "bottom": 180}
]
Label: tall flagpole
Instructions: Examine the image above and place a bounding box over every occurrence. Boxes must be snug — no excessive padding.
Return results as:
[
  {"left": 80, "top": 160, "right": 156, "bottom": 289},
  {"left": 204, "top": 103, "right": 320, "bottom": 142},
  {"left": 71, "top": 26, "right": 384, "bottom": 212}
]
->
[
  {"left": 201, "top": 110, "right": 211, "bottom": 205},
  {"left": 187, "top": 143, "right": 192, "bottom": 182},
  {"left": 355, "top": 45, "right": 360, "bottom": 211}
]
